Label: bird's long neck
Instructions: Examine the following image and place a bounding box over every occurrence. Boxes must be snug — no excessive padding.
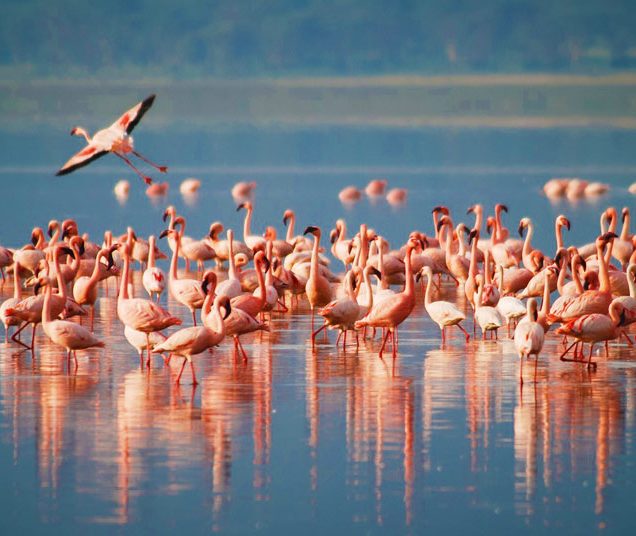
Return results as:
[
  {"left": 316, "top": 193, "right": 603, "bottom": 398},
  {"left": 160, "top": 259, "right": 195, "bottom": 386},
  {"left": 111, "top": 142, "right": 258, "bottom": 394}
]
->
[
  {"left": 88, "top": 251, "right": 106, "bottom": 289},
  {"left": 379, "top": 241, "right": 390, "bottom": 291},
  {"left": 310, "top": 231, "right": 320, "bottom": 281},
  {"left": 227, "top": 231, "right": 236, "bottom": 280},
  {"left": 256, "top": 257, "right": 267, "bottom": 309},
  {"left": 424, "top": 270, "right": 434, "bottom": 306},
  {"left": 42, "top": 283, "right": 53, "bottom": 325},
  {"left": 12, "top": 261, "right": 21, "bottom": 300},
  {"left": 473, "top": 206, "right": 483, "bottom": 233},
  {"left": 606, "top": 209, "right": 618, "bottom": 234},
  {"left": 169, "top": 233, "right": 180, "bottom": 280},
  {"left": 484, "top": 250, "right": 492, "bottom": 284},
  {"left": 243, "top": 207, "right": 252, "bottom": 240},
  {"left": 497, "top": 264, "right": 504, "bottom": 295},
  {"left": 286, "top": 213, "right": 295, "bottom": 242},
  {"left": 571, "top": 257, "right": 584, "bottom": 294},
  {"left": 444, "top": 225, "right": 453, "bottom": 258},
  {"left": 457, "top": 228, "right": 467, "bottom": 257},
  {"left": 338, "top": 221, "right": 347, "bottom": 243},
  {"left": 555, "top": 220, "right": 564, "bottom": 250},
  {"left": 468, "top": 234, "right": 478, "bottom": 278},
  {"left": 523, "top": 222, "right": 534, "bottom": 257},
  {"left": 596, "top": 241, "right": 611, "bottom": 293},
  {"left": 541, "top": 269, "right": 551, "bottom": 316},
  {"left": 73, "top": 127, "right": 92, "bottom": 143},
  {"left": 433, "top": 212, "right": 441, "bottom": 241},
  {"left": 68, "top": 241, "right": 81, "bottom": 273},
  {"left": 358, "top": 226, "right": 369, "bottom": 268},
  {"left": 495, "top": 208, "right": 505, "bottom": 242},
  {"left": 49, "top": 226, "right": 60, "bottom": 249},
  {"left": 148, "top": 236, "right": 156, "bottom": 268},
  {"left": 621, "top": 211, "right": 631, "bottom": 241},
  {"left": 213, "top": 299, "right": 226, "bottom": 339},
  {"left": 53, "top": 249, "right": 67, "bottom": 299},
  {"left": 119, "top": 247, "right": 131, "bottom": 301},
  {"left": 362, "top": 268, "right": 373, "bottom": 309},
  {"left": 403, "top": 245, "right": 414, "bottom": 298},
  {"left": 475, "top": 279, "right": 483, "bottom": 310}
]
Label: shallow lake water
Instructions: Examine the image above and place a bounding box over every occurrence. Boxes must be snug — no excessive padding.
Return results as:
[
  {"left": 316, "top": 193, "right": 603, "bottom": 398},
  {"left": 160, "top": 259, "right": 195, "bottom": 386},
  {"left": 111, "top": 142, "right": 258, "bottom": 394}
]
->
[{"left": 0, "top": 124, "right": 635, "bottom": 534}]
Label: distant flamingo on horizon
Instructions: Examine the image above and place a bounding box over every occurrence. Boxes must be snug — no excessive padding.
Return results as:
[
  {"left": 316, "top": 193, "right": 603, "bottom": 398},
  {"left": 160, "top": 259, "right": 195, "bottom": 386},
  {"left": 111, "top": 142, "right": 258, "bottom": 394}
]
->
[{"left": 56, "top": 94, "right": 166, "bottom": 184}]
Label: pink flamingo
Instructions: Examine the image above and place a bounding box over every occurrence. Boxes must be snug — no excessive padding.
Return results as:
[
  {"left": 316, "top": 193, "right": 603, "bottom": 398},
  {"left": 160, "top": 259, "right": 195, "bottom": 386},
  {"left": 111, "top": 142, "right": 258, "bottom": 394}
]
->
[
  {"left": 154, "top": 293, "right": 231, "bottom": 385},
  {"left": 142, "top": 235, "right": 166, "bottom": 301},
  {"left": 355, "top": 238, "right": 419, "bottom": 358},
  {"left": 56, "top": 94, "right": 166, "bottom": 184},
  {"left": 38, "top": 275, "right": 104, "bottom": 368},
  {"left": 0, "top": 260, "right": 23, "bottom": 342},
  {"left": 513, "top": 298, "right": 545, "bottom": 384},
  {"left": 117, "top": 230, "right": 181, "bottom": 364}
]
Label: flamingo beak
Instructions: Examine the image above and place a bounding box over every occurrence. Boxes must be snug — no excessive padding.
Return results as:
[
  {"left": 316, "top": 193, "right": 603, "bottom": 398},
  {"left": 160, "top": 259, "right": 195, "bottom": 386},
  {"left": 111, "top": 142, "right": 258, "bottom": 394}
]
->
[
  {"left": 466, "top": 206, "right": 475, "bottom": 215},
  {"left": 370, "top": 267, "right": 381, "bottom": 279},
  {"left": 236, "top": 203, "right": 246, "bottom": 211},
  {"left": 563, "top": 217, "right": 571, "bottom": 231},
  {"left": 263, "top": 257, "right": 271, "bottom": 273},
  {"left": 107, "top": 252, "right": 115, "bottom": 270},
  {"left": 78, "top": 239, "right": 85, "bottom": 256},
  {"left": 303, "top": 226, "right": 318, "bottom": 236},
  {"left": 159, "top": 229, "right": 170, "bottom": 239},
  {"left": 201, "top": 279, "right": 209, "bottom": 295},
  {"left": 61, "top": 246, "right": 75, "bottom": 259},
  {"left": 283, "top": 215, "right": 290, "bottom": 226},
  {"left": 498, "top": 204, "right": 508, "bottom": 213},
  {"left": 34, "top": 281, "right": 41, "bottom": 295},
  {"left": 162, "top": 209, "right": 170, "bottom": 222},
  {"left": 329, "top": 230, "right": 338, "bottom": 244},
  {"left": 47, "top": 223, "right": 54, "bottom": 238},
  {"left": 415, "top": 270, "right": 422, "bottom": 283},
  {"left": 601, "top": 232, "right": 618, "bottom": 242},
  {"left": 518, "top": 223, "right": 525, "bottom": 237},
  {"left": 468, "top": 229, "right": 477, "bottom": 244},
  {"left": 436, "top": 220, "right": 445, "bottom": 232},
  {"left": 30, "top": 231, "right": 38, "bottom": 246}
]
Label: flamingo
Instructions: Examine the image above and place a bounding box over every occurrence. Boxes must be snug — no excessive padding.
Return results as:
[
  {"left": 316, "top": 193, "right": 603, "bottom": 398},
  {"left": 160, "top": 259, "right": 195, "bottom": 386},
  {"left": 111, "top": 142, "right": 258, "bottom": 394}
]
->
[
  {"left": 231, "top": 251, "right": 269, "bottom": 317},
  {"left": 548, "top": 233, "right": 616, "bottom": 324},
  {"left": 215, "top": 229, "right": 243, "bottom": 299},
  {"left": 56, "top": 94, "right": 166, "bottom": 184},
  {"left": 495, "top": 265, "right": 527, "bottom": 336},
  {"left": 315, "top": 270, "right": 361, "bottom": 348},
  {"left": 154, "top": 294, "right": 231, "bottom": 385},
  {"left": 142, "top": 235, "right": 166, "bottom": 301},
  {"left": 159, "top": 228, "right": 214, "bottom": 325},
  {"left": 331, "top": 219, "right": 354, "bottom": 269},
  {"left": 386, "top": 188, "right": 407, "bottom": 205},
  {"left": 355, "top": 238, "right": 419, "bottom": 358},
  {"left": 513, "top": 298, "right": 545, "bottom": 384},
  {"left": 36, "top": 274, "right": 104, "bottom": 366},
  {"left": 237, "top": 201, "right": 266, "bottom": 251},
  {"left": 172, "top": 216, "right": 217, "bottom": 274},
  {"left": 339, "top": 186, "right": 362, "bottom": 203},
  {"left": 124, "top": 326, "right": 167, "bottom": 367},
  {"left": 304, "top": 226, "right": 334, "bottom": 345},
  {"left": 557, "top": 301, "right": 623, "bottom": 369},
  {"left": 116, "top": 231, "right": 181, "bottom": 363},
  {"left": 0, "top": 260, "right": 23, "bottom": 343},
  {"left": 474, "top": 275, "right": 504, "bottom": 339},
  {"left": 72, "top": 246, "right": 116, "bottom": 330},
  {"left": 418, "top": 265, "right": 469, "bottom": 343},
  {"left": 612, "top": 263, "right": 636, "bottom": 341},
  {"left": 283, "top": 209, "right": 312, "bottom": 251},
  {"left": 365, "top": 179, "right": 387, "bottom": 197}
]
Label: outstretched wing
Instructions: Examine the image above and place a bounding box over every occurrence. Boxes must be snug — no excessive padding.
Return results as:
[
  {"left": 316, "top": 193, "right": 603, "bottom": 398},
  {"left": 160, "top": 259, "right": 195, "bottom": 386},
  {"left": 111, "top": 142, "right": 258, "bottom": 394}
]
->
[
  {"left": 111, "top": 94, "right": 156, "bottom": 134},
  {"left": 55, "top": 143, "right": 108, "bottom": 176}
]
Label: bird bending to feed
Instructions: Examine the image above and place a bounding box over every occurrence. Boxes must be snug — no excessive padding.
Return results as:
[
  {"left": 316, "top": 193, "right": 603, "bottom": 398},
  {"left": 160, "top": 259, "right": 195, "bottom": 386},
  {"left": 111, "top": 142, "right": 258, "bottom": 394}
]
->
[{"left": 56, "top": 94, "right": 166, "bottom": 185}]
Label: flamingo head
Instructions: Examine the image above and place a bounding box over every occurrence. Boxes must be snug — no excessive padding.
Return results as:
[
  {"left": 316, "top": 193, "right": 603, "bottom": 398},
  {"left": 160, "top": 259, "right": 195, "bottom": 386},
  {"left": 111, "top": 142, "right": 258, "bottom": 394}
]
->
[
  {"left": 237, "top": 201, "right": 252, "bottom": 211},
  {"left": 282, "top": 209, "right": 294, "bottom": 226},
  {"left": 486, "top": 216, "right": 495, "bottom": 236},
  {"left": 162, "top": 206, "right": 176, "bottom": 223},
  {"left": 303, "top": 226, "right": 320, "bottom": 237},
  {"left": 70, "top": 236, "right": 85, "bottom": 257},
  {"left": 329, "top": 229, "right": 338, "bottom": 244},
  {"left": 599, "top": 232, "right": 618, "bottom": 245},
  {"left": 62, "top": 219, "right": 79, "bottom": 239},
  {"left": 47, "top": 220, "right": 59, "bottom": 239},
  {"left": 622, "top": 207, "right": 630, "bottom": 222},
  {"left": 468, "top": 228, "right": 479, "bottom": 245},
  {"left": 159, "top": 228, "right": 176, "bottom": 240},
  {"left": 495, "top": 203, "right": 508, "bottom": 214},
  {"left": 557, "top": 215, "right": 571, "bottom": 231},
  {"left": 30, "top": 227, "right": 43, "bottom": 246},
  {"left": 208, "top": 222, "right": 223, "bottom": 240},
  {"left": 218, "top": 296, "right": 232, "bottom": 320},
  {"left": 466, "top": 204, "right": 482, "bottom": 216},
  {"left": 518, "top": 218, "right": 530, "bottom": 237},
  {"left": 436, "top": 215, "right": 451, "bottom": 232},
  {"left": 583, "top": 271, "right": 600, "bottom": 291},
  {"left": 201, "top": 271, "right": 218, "bottom": 296},
  {"left": 432, "top": 206, "right": 449, "bottom": 216}
]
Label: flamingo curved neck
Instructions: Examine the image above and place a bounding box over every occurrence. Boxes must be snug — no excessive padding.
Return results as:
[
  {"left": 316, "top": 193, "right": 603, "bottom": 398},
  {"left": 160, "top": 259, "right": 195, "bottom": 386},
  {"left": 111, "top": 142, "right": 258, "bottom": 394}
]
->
[
  {"left": 148, "top": 237, "right": 156, "bottom": 268},
  {"left": 310, "top": 231, "right": 321, "bottom": 280},
  {"left": 169, "top": 233, "right": 180, "bottom": 279},
  {"left": 53, "top": 249, "right": 67, "bottom": 298},
  {"left": 119, "top": 248, "right": 131, "bottom": 301},
  {"left": 255, "top": 257, "right": 267, "bottom": 309},
  {"left": 362, "top": 268, "right": 373, "bottom": 309},
  {"left": 286, "top": 213, "right": 296, "bottom": 242},
  {"left": 620, "top": 211, "right": 631, "bottom": 241},
  {"left": 404, "top": 245, "right": 414, "bottom": 297},
  {"left": 12, "top": 261, "right": 21, "bottom": 300},
  {"left": 88, "top": 251, "right": 106, "bottom": 289},
  {"left": 227, "top": 231, "right": 236, "bottom": 280},
  {"left": 555, "top": 220, "right": 564, "bottom": 250},
  {"left": 596, "top": 241, "right": 611, "bottom": 293},
  {"left": 468, "top": 233, "right": 478, "bottom": 278},
  {"left": 243, "top": 207, "right": 253, "bottom": 242},
  {"left": 42, "top": 284, "right": 53, "bottom": 325},
  {"left": 523, "top": 222, "right": 534, "bottom": 257}
]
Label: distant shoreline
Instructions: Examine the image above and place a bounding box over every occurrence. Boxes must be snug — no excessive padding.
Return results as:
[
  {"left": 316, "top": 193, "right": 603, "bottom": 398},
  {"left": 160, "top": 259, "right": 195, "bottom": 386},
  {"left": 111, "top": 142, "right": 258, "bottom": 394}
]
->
[{"left": 2, "top": 73, "right": 636, "bottom": 130}]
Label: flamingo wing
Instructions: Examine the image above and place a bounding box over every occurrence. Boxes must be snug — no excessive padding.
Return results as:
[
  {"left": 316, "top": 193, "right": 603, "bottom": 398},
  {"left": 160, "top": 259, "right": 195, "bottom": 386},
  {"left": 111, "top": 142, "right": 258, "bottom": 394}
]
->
[
  {"left": 56, "top": 143, "right": 108, "bottom": 176},
  {"left": 111, "top": 94, "right": 156, "bottom": 134}
]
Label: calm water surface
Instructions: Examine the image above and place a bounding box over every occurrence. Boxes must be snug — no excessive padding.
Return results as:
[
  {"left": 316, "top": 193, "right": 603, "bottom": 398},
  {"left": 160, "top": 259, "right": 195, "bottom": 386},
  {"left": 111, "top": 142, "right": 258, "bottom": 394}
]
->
[{"left": 0, "top": 125, "right": 635, "bottom": 534}]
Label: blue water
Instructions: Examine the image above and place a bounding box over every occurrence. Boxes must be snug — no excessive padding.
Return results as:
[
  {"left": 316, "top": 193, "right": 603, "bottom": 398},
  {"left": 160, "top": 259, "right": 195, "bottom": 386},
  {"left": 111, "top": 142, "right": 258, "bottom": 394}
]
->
[{"left": 0, "top": 124, "right": 635, "bottom": 534}]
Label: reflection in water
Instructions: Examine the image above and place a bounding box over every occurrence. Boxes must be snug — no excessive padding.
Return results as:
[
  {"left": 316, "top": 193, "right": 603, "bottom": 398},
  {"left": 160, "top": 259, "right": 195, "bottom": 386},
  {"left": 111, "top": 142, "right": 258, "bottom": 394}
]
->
[{"left": 0, "top": 276, "right": 635, "bottom": 532}]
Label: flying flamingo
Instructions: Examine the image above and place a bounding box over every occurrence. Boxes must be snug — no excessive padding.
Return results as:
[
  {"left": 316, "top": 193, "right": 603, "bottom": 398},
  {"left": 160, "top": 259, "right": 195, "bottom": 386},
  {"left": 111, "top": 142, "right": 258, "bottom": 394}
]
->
[
  {"left": 56, "top": 94, "right": 166, "bottom": 184},
  {"left": 513, "top": 298, "right": 545, "bottom": 384}
]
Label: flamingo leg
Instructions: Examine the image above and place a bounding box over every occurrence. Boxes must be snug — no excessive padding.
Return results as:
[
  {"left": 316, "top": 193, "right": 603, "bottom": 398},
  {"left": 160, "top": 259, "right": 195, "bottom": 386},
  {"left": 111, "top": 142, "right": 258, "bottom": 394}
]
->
[
  {"left": 176, "top": 358, "right": 187, "bottom": 384},
  {"left": 620, "top": 330, "right": 634, "bottom": 346},
  {"left": 534, "top": 353, "right": 538, "bottom": 382},
  {"left": 311, "top": 323, "right": 327, "bottom": 347},
  {"left": 190, "top": 360, "right": 199, "bottom": 386},
  {"left": 138, "top": 350, "right": 144, "bottom": 369},
  {"left": 114, "top": 152, "right": 153, "bottom": 184},
  {"left": 457, "top": 323, "right": 470, "bottom": 342},
  {"left": 131, "top": 149, "right": 168, "bottom": 173},
  {"left": 336, "top": 331, "right": 343, "bottom": 346},
  {"left": 587, "top": 344, "right": 597, "bottom": 370},
  {"left": 11, "top": 322, "right": 30, "bottom": 349},
  {"left": 90, "top": 306, "right": 95, "bottom": 331},
  {"left": 559, "top": 340, "right": 579, "bottom": 361},
  {"left": 391, "top": 329, "right": 397, "bottom": 359},
  {"left": 30, "top": 323, "right": 37, "bottom": 352},
  {"left": 378, "top": 329, "right": 391, "bottom": 358},
  {"left": 146, "top": 333, "right": 152, "bottom": 367},
  {"left": 237, "top": 337, "right": 248, "bottom": 361},
  {"left": 519, "top": 357, "right": 523, "bottom": 385},
  {"left": 343, "top": 330, "right": 347, "bottom": 349},
  {"left": 191, "top": 309, "right": 197, "bottom": 327},
  {"left": 441, "top": 326, "right": 446, "bottom": 344}
]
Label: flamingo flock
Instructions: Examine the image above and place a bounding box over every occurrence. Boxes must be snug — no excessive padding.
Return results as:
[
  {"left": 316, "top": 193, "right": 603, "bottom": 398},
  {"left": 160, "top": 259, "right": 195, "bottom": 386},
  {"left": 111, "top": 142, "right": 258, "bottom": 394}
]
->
[{"left": 0, "top": 195, "right": 635, "bottom": 386}]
